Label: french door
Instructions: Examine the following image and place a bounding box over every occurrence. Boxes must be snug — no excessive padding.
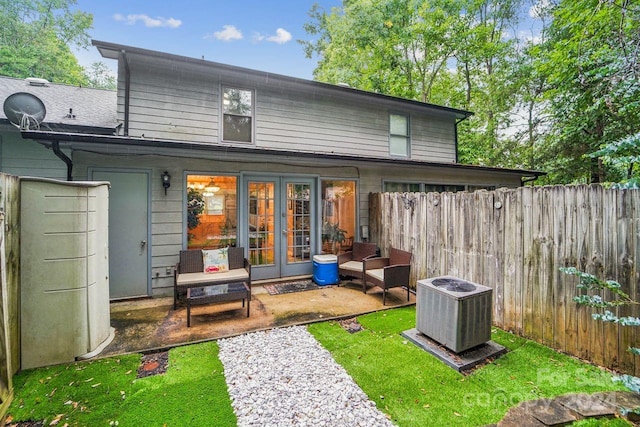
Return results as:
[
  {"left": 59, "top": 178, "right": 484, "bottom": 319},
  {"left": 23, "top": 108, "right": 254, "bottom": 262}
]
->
[{"left": 243, "top": 176, "right": 316, "bottom": 280}]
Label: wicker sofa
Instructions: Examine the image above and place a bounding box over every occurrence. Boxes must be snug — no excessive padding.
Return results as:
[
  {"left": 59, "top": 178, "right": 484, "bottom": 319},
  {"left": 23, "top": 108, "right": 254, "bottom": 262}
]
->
[{"left": 173, "top": 247, "right": 251, "bottom": 309}]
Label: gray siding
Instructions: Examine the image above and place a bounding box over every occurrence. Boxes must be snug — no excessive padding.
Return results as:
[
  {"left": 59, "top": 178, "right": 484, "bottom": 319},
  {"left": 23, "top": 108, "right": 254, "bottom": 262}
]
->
[
  {"left": 121, "top": 62, "right": 219, "bottom": 142},
  {"left": 120, "top": 56, "right": 457, "bottom": 163},
  {"left": 0, "top": 129, "right": 69, "bottom": 179},
  {"left": 74, "top": 149, "right": 521, "bottom": 298}
]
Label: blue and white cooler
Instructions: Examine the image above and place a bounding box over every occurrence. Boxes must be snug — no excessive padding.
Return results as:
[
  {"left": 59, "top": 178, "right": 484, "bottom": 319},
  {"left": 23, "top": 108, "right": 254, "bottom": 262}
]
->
[{"left": 312, "top": 254, "right": 339, "bottom": 285}]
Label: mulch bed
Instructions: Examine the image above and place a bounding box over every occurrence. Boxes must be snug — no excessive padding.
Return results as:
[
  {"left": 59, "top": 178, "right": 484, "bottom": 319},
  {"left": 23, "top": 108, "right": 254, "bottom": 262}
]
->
[
  {"left": 137, "top": 350, "right": 169, "bottom": 378},
  {"left": 263, "top": 279, "right": 321, "bottom": 295}
]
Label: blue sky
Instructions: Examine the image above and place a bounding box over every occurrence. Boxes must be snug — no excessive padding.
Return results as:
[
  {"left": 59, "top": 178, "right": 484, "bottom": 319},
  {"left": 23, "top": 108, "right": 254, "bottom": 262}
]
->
[{"left": 73, "top": 1, "right": 343, "bottom": 80}]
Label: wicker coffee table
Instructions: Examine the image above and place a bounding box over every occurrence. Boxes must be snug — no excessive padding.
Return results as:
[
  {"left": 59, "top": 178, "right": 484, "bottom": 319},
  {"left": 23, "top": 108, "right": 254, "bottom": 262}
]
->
[{"left": 186, "top": 281, "right": 250, "bottom": 327}]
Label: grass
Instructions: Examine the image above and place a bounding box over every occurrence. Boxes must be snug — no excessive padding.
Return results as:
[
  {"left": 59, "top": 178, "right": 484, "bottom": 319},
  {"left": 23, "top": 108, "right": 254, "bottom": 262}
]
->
[
  {"left": 6, "top": 306, "right": 630, "bottom": 426},
  {"left": 307, "top": 307, "right": 629, "bottom": 426},
  {"left": 8, "top": 342, "right": 236, "bottom": 426}
]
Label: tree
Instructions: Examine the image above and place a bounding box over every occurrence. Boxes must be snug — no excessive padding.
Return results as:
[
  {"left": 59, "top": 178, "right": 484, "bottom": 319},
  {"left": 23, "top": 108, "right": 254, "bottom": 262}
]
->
[
  {"left": 590, "top": 132, "right": 640, "bottom": 188},
  {"left": 534, "top": 0, "right": 640, "bottom": 184},
  {"left": 85, "top": 61, "right": 117, "bottom": 90},
  {"left": 300, "top": 0, "right": 524, "bottom": 168},
  {"left": 301, "top": 1, "right": 640, "bottom": 183},
  {"left": 0, "top": 0, "right": 94, "bottom": 86},
  {"left": 300, "top": 0, "right": 467, "bottom": 102},
  {"left": 452, "top": 0, "right": 523, "bottom": 167}
]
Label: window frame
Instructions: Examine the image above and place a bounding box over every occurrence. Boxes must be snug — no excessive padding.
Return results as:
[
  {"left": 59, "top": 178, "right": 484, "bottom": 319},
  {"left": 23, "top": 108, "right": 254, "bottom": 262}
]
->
[
  {"left": 220, "top": 85, "right": 255, "bottom": 144},
  {"left": 388, "top": 112, "right": 411, "bottom": 158}
]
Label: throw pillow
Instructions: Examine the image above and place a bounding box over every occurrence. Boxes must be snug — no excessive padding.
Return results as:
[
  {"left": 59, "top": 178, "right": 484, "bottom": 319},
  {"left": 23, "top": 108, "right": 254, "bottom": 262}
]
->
[{"left": 202, "top": 248, "right": 229, "bottom": 274}]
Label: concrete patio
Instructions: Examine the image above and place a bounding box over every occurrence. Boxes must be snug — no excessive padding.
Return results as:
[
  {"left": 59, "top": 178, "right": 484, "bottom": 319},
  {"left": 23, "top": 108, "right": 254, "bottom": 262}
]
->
[{"left": 98, "top": 280, "right": 415, "bottom": 358}]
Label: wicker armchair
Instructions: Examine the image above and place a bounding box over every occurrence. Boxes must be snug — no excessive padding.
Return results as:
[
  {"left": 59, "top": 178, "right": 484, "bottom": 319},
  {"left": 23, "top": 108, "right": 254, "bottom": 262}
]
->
[
  {"left": 337, "top": 241, "right": 378, "bottom": 285},
  {"left": 363, "top": 247, "right": 412, "bottom": 305}
]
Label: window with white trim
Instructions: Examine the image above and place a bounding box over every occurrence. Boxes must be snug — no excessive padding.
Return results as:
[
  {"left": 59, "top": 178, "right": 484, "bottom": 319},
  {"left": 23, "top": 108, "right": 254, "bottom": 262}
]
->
[
  {"left": 389, "top": 113, "right": 410, "bottom": 157},
  {"left": 222, "top": 87, "right": 253, "bottom": 143}
]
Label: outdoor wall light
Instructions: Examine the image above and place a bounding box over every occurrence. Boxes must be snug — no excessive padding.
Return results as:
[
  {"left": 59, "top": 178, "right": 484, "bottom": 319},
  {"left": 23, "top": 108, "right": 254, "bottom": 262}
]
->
[{"left": 161, "top": 171, "right": 171, "bottom": 195}]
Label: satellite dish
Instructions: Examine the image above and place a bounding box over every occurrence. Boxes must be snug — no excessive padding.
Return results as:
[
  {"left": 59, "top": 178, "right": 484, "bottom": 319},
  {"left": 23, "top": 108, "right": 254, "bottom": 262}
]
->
[{"left": 3, "top": 92, "right": 46, "bottom": 130}]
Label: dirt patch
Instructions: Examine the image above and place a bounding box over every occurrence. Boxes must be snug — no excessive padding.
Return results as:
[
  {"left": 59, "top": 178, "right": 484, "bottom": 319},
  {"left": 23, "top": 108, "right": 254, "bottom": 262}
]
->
[
  {"left": 137, "top": 351, "right": 169, "bottom": 378},
  {"left": 339, "top": 317, "right": 363, "bottom": 333}
]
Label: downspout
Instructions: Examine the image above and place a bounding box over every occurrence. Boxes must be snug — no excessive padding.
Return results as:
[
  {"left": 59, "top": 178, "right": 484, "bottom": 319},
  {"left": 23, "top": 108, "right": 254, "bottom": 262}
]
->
[
  {"left": 52, "top": 141, "right": 73, "bottom": 181},
  {"left": 454, "top": 115, "right": 470, "bottom": 164},
  {"left": 120, "top": 49, "right": 130, "bottom": 136}
]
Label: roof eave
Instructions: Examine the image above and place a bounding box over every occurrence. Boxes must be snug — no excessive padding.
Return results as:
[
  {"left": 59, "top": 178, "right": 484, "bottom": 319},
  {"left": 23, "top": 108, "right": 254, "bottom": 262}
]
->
[
  {"left": 92, "top": 40, "right": 473, "bottom": 120},
  {"left": 20, "top": 129, "right": 546, "bottom": 178},
  {"left": 1, "top": 119, "right": 117, "bottom": 135}
]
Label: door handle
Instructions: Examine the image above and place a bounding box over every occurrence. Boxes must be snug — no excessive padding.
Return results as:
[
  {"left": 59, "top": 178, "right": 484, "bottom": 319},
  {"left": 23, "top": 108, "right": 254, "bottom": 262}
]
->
[
  {"left": 282, "top": 229, "right": 288, "bottom": 234},
  {"left": 140, "top": 240, "right": 147, "bottom": 248}
]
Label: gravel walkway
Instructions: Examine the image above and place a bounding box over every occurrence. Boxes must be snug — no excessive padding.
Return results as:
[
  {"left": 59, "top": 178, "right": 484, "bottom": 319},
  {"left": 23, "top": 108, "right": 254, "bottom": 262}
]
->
[{"left": 217, "top": 326, "right": 395, "bottom": 427}]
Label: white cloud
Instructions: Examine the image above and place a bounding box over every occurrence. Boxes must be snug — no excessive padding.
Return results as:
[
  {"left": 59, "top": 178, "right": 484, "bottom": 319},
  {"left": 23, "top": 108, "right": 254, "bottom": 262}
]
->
[
  {"left": 266, "top": 28, "right": 292, "bottom": 44},
  {"left": 113, "top": 13, "right": 182, "bottom": 28},
  {"left": 206, "top": 25, "right": 243, "bottom": 41}
]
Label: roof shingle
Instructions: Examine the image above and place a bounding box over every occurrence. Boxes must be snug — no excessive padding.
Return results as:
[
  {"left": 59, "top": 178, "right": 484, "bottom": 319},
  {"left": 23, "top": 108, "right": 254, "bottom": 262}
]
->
[{"left": 0, "top": 76, "right": 117, "bottom": 130}]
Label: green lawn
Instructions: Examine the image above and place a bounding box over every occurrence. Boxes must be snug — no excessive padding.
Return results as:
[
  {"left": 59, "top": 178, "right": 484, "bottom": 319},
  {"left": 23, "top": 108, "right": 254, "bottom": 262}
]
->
[
  {"left": 6, "top": 306, "right": 629, "bottom": 426},
  {"left": 8, "top": 342, "right": 237, "bottom": 426},
  {"left": 307, "top": 307, "right": 629, "bottom": 426}
]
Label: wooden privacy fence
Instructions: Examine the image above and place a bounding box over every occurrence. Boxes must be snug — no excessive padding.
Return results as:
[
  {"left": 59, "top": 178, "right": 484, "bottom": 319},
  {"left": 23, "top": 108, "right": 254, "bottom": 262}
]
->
[
  {"left": 0, "top": 173, "right": 20, "bottom": 418},
  {"left": 369, "top": 185, "right": 640, "bottom": 376}
]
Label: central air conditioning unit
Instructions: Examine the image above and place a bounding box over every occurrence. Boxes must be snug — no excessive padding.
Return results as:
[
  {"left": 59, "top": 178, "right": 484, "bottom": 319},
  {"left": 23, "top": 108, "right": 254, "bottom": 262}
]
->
[{"left": 416, "top": 276, "right": 492, "bottom": 353}]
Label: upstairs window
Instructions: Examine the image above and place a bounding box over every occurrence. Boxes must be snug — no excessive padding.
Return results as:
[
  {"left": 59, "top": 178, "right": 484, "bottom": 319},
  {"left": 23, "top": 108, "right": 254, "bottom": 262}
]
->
[
  {"left": 222, "top": 87, "right": 253, "bottom": 143},
  {"left": 389, "top": 113, "right": 410, "bottom": 157}
]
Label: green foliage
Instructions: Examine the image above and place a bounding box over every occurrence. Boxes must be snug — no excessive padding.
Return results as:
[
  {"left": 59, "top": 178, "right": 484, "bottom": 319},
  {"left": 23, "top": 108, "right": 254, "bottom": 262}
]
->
[
  {"left": 0, "top": 0, "right": 115, "bottom": 89},
  {"left": 187, "top": 187, "right": 205, "bottom": 230},
  {"left": 562, "top": 267, "right": 640, "bottom": 393},
  {"left": 8, "top": 309, "right": 630, "bottom": 425},
  {"left": 534, "top": 0, "right": 640, "bottom": 184},
  {"left": 301, "top": 0, "right": 640, "bottom": 184},
  {"left": 571, "top": 419, "right": 632, "bottom": 427},
  {"left": 300, "top": 0, "right": 527, "bottom": 169},
  {"left": 8, "top": 342, "right": 237, "bottom": 426},
  {"left": 0, "top": 31, "right": 87, "bottom": 85},
  {"left": 321, "top": 221, "right": 346, "bottom": 244},
  {"left": 0, "top": 0, "right": 92, "bottom": 85},
  {"left": 85, "top": 61, "right": 117, "bottom": 90},
  {"left": 309, "top": 307, "right": 626, "bottom": 426},
  {"left": 590, "top": 132, "right": 640, "bottom": 188}
]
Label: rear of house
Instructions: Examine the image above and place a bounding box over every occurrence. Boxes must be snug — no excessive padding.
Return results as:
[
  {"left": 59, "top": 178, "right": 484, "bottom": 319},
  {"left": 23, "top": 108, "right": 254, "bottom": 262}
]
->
[{"left": 1, "top": 40, "right": 543, "bottom": 300}]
